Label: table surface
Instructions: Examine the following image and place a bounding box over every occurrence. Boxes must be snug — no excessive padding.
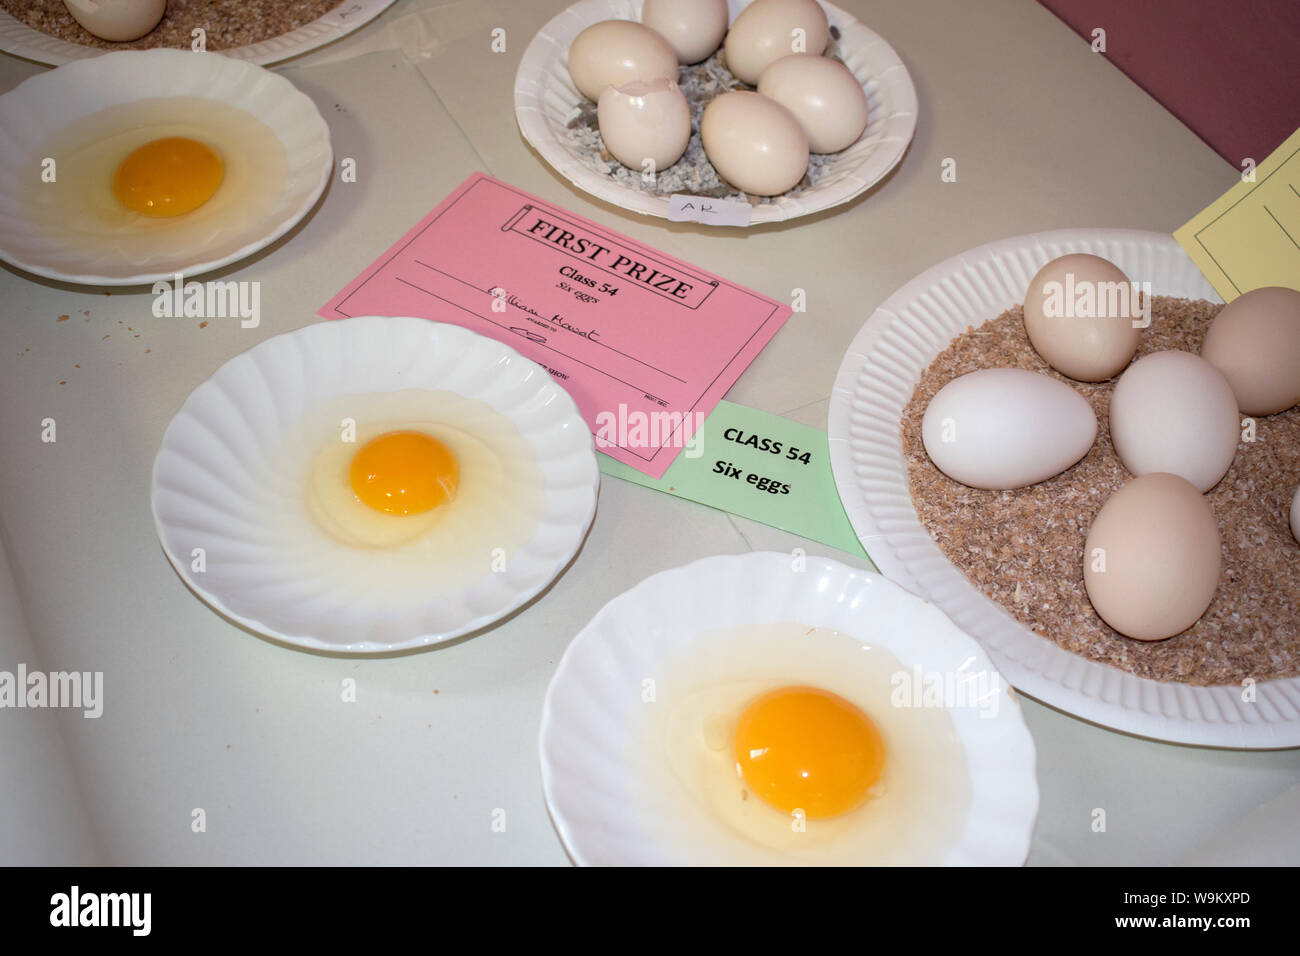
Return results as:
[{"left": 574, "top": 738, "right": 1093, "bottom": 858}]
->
[{"left": 2, "top": 0, "right": 1297, "bottom": 866}]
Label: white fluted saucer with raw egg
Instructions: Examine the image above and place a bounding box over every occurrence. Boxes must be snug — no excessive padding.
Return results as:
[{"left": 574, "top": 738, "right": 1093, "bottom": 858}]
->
[
  {"left": 539, "top": 552, "right": 1037, "bottom": 865},
  {"left": 151, "top": 317, "right": 599, "bottom": 652},
  {"left": 0, "top": 49, "right": 331, "bottom": 284}
]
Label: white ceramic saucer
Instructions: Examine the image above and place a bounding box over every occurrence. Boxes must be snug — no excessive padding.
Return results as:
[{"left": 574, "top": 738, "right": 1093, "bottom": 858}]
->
[
  {"left": 540, "top": 551, "right": 1038, "bottom": 865},
  {"left": 0, "top": 49, "right": 332, "bottom": 285},
  {"left": 152, "top": 317, "right": 600, "bottom": 653}
]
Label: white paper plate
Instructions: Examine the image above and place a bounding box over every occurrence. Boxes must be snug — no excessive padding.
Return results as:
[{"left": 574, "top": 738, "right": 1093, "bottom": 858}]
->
[
  {"left": 514, "top": 0, "right": 917, "bottom": 225},
  {"left": 539, "top": 552, "right": 1038, "bottom": 865},
  {"left": 0, "top": 49, "right": 332, "bottom": 285},
  {"left": 828, "top": 228, "right": 1300, "bottom": 749},
  {"left": 0, "top": 1, "right": 395, "bottom": 67},
  {"left": 151, "top": 317, "right": 600, "bottom": 654}
]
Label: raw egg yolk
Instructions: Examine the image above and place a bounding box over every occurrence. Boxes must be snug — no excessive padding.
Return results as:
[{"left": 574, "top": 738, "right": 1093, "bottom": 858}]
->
[
  {"left": 348, "top": 431, "right": 459, "bottom": 516},
  {"left": 733, "top": 686, "right": 885, "bottom": 820},
  {"left": 112, "top": 137, "right": 224, "bottom": 217}
]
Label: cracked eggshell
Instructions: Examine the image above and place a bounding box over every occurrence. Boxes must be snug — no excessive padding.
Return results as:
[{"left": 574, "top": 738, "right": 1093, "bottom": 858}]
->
[
  {"left": 1109, "top": 350, "right": 1240, "bottom": 493},
  {"left": 1083, "top": 473, "right": 1221, "bottom": 641},
  {"left": 597, "top": 79, "right": 690, "bottom": 172},
  {"left": 920, "top": 368, "right": 1097, "bottom": 490},
  {"left": 722, "top": 0, "right": 830, "bottom": 86},
  {"left": 567, "top": 20, "right": 678, "bottom": 102}
]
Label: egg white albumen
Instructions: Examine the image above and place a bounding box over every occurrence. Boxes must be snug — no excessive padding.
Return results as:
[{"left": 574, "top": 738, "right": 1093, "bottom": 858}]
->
[
  {"left": 296, "top": 389, "right": 544, "bottom": 598},
  {"left": 23, "top": 96, "right": 287, "bottom": 270},
  {"left": 650, "top": 622, "right": 971, "bottom": 865}
]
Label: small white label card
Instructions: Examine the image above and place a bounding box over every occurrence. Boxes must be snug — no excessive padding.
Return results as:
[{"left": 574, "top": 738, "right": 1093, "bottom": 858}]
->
[{"left": 667, "top": 193, "right": 753, "bottom": 227}]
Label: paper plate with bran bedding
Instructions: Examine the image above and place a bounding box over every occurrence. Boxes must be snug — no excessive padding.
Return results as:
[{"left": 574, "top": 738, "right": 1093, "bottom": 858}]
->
[{"left": 828, "top": 228, "right": 1300, "bottom": 749}]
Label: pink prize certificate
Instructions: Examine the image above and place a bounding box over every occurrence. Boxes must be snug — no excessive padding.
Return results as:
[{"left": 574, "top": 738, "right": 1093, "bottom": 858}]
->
[{"left": 319, "top": 174, "right": 792, "bottom": 478}]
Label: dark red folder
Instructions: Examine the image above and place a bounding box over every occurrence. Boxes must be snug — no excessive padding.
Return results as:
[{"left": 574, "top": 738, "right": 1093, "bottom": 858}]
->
[{"left": 1039, "top": 0, "right": 1300, "bottom": 168}]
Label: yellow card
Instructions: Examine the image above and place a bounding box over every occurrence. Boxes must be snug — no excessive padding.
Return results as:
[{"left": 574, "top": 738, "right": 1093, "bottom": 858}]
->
[{"left": 1175, "top": 125, "right": 1300, "bottom": 302}]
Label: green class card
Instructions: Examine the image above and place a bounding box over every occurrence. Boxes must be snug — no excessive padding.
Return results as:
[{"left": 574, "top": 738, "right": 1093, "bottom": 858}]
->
[{"left": 598, "top": 400, "right": 869, "bottom": 559}]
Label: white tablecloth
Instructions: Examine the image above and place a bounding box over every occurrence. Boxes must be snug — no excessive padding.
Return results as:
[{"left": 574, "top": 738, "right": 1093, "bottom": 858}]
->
[{"left": 1, "top": 0, "right": 1296, "bottom": 865}]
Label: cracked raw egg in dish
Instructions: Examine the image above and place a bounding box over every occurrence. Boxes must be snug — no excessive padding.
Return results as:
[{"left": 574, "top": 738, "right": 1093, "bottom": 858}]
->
[
  {"left": 299, "top": 389, "right": 545, "bottom": 596},
  {"left": 656, "top": 622, "right": 971, "bottom": 864},
  {"left": 539, "top": 553, "right": 1038, "bottom": 865},
  {"left": 21, "top": 96, "right": 287, "bottom": 271}
]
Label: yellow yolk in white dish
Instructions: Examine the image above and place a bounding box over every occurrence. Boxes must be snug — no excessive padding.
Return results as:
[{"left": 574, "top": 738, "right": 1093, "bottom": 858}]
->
[
  {"left": 112, "top": 136, "right": 225, "bottom": 217},
  {"left": 299, "top": 390, "right": 544, "bottom": 596},
  {"left": 656, "top": 623, "right": 971, "bottom": 864},
  {"left": 24, "top": 96, "right": 287, "bottom": 269},
  {"left": 348, "top": 430, "right": 459, "bottom": 516},
  {"left": 733, "top": 686, "right": 886, "bottom": 820}
]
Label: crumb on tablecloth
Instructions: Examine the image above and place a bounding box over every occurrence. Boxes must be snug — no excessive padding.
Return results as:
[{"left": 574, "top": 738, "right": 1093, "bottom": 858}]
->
[{"left": 900, "top": 296, "right": 1300, "bottom": 685}]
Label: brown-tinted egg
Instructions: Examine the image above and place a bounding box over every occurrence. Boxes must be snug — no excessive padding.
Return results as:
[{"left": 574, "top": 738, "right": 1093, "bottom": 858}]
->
[
  {"left": 1083, "top": 473, "right": 1221, "bottom": 641},
  {"left": 1022, "top": 254, "right": 1142, "bottom": 382},
  {"left": 1200, "top": 286, "right": 1300, "bottom": 416}
]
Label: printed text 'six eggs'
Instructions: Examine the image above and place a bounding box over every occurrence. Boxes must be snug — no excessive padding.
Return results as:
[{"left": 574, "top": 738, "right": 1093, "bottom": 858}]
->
[
  {"left": 23, "top": 96, "right": 287, "bottom": 270},
  {"left": 651, "top": 622, "right": 971, "bottom": 864}
]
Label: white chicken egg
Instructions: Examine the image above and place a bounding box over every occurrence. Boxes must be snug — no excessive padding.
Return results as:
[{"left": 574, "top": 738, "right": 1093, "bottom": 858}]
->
[
  {"left": 640, "top": 0, "right": 729, "bottom": 65},
  {"left": 566, "top": 20, "right": 678, "bottom": 102},
  {"left": 922, "top": 368, "right": 1097, "bottom": 490},
  {"left": 757, "top": 54, "right": 869, "bottom": 153},
  {"left": 22, "top": 96, "right": 287, "bottom": 273},
  {"left": 649, "top": 622, "right": 972, "bottom": 864},
  {"left": 597, "top": 78, "right": 691, "bottom": 172},
  {"left": 1109, "top": 350, "right": 1240, "bottom": 492},
  {"left": 701, "top": 90, "right": 809, "bottom": 196},
  {"left": 64, "top": 0, "right": 166, "bottom": 42},
  {"left": 723, "top": 0, "right": 830, "bottom": 85},
  {"left": 1292, "top": 486, "right": 1300, "bottom": 546},
  {"left": 295, "top": 389, "right": 544, "bottom": 599}
]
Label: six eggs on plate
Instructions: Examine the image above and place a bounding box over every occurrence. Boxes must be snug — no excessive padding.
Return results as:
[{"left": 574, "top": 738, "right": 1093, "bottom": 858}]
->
[
  {"left": 569, "top": 0, "right": 871, "bottom": 196},
  {"left": 919, "top": 257, "right": 1300, "bottom": 642}
]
